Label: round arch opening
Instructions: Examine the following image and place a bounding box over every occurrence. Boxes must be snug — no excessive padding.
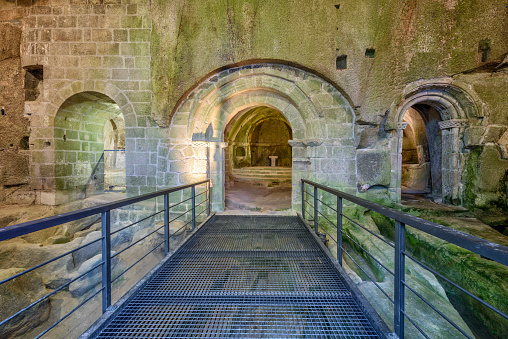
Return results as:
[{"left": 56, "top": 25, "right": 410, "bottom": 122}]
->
[
  {"left": 401, "top": 104, "right": 442, "bottom": 200},
  {"left": 54, "top": 91, "right": 125, "bottom": 203},
  {"left": 224, "top": 106, "right": 292, "bottom": 211}
]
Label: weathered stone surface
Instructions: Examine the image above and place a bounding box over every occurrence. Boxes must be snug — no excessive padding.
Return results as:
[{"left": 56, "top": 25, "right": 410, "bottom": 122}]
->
[
  {"left": 356, "top": 149, "right": 391, "bottom": 188},
  {"left": 69, "top": 252, "right": 126, "bottom": 298},
  {"left": 341, "top": 211, "right": 475, "bottom": 338},
  {"left": 0, "top": 268, "right": 50, "bottom": 338}
]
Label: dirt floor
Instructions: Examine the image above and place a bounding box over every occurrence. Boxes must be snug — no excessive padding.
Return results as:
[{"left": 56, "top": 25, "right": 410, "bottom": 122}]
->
[{"left": 225, "top": 182, "right": 292, "bottom": 212}]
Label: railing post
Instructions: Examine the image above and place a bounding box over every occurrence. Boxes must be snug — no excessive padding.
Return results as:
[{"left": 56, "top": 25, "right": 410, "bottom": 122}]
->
[
  {"left": 394, "top": 220, "right": 406, "bottom": 338},
  {"left": 207, "top": 180, "right": 211, "bottom": 216},
  {"left": 191, "top": 185, "right": 196, "bottom": 231},
  {"left": 301, "top": 180, "right": 305, "bottom": 219},
  {"left": 313, "top": 186, "right": 318, "bottom": 234},
  {"left": 164, "top": 193, "right": 170, "bottom": 255},
  {"left": 101, "top": 210, "right": 111, "bottom": 313},
  {"left": 337, "top": 196, "right": 343, "bottom": 265}
]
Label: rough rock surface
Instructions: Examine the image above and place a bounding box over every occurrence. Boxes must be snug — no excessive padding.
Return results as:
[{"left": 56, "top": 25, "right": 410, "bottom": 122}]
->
[{"left": 0, "top": 268, "right": 50, "bottom": 338}]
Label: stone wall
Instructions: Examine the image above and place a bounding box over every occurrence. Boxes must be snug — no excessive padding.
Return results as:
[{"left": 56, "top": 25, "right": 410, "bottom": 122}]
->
[
  {"left": 0, "top": 0, "right": 505, "bottom": 211},
  {"left": 0, "top": 18, "right": 33, "bottom": 204},
  {"left": 0, "top": 0, "right": 153, "bottom": 204}
]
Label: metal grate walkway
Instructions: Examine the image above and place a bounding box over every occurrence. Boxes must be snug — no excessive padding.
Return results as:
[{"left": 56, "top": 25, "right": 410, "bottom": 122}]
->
[{"left": 93, "top": 215, "right": 380, "bottom": 338}]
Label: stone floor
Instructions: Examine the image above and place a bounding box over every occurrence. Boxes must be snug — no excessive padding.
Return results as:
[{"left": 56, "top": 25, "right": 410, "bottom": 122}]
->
[{"left": 225, "top": 181, "right": 292, "bottom": 212}]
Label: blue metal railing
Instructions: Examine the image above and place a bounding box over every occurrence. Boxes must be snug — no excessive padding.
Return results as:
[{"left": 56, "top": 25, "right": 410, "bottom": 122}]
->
[
  {"left": 0, "top": 179, "right": 210, "bottom": 338},
  {"left": 301, "top": 179, "right": 508, "bottom": 338}
]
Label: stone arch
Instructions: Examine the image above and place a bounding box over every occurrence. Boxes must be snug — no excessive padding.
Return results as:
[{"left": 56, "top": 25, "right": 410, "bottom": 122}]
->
[
  {"left": 33, "top": 83, "right": 135, "bottom": 205},
  {"left": 385, "top": 79, "right": 482, "bottom": 204},
  {"left": 164, "top": 63, "right": 356, "bottom": 211},
  {"left": 46, "top": 81, "right": 135, "bottom": 123}
]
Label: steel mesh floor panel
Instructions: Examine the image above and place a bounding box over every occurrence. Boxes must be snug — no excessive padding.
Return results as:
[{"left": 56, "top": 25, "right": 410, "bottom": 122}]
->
[
  {"left": 94, "top": 216, "right": 379, "bottom": 338},
  {"left": 182, "top": 232, "right": 317, "bottom": 252}
]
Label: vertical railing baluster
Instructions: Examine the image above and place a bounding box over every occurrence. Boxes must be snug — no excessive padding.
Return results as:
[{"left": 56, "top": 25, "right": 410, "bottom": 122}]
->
[
  {"left": 301, "top": 181, "right": 305, "bottom": 220},
  {"left": 394, "top": 220, "right": 406, "bottom": 338},
  {"left": 101, "top": 210, "right": 111, "bottom": 313},
  {"left": 164, "top": 193, "right": 170, "bottom": 255},
  {"left": 337, "top": 196, "right": 343, "bottom": 265},
  {"left": 191, "top": 185, "right": 196, "bottom": 231},
  {"left": 313, "top": 186, "right": 318, "bottom": 234},
  {"left": 207, "top": 180, "right": 211, "bottom": 216}
]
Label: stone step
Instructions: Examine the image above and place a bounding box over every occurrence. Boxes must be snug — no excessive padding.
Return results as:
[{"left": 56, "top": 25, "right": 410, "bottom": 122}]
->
[
  {"left": 233, "top": 167, "right": 291, "bottom": 174},
  {"left": 233, "top": 173, "right": 291, "bottom": 179}
]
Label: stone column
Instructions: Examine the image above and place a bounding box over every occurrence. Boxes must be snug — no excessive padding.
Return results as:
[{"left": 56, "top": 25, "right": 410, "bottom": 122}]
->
[
  {"left": 209, "top": 141, "right": 228, "bottom": 211},
  {"left": 388, "top": 122, "right": 407, "bottom": 203},
  {"left": 438, "top": 119, "right": 468, "bottom": 204},
  {"left": 289, "top": 140, "right": 309, "bottom": 209}
]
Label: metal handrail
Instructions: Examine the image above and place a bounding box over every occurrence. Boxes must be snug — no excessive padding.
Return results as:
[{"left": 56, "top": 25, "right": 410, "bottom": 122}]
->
[
  {"left": 301, "top": 179, "right": 508, "bottom": 338},
  {"left": 0, "top": 179, "right": 211, "bottom": 338},
  {"left": 302, "top": 179, "right": 508, "bottom": 266},
  {"left": 0, "top": 180, "right": 210, "bottom": 242}
]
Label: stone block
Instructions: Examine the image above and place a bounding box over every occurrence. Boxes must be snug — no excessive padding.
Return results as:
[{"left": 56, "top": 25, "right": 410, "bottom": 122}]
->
[
  {"left": 97, "top": 42, "right": 120, "bottom": 55},
  {"left": 77, "top": 15, "right": 99, "bottom": 28},
  {"left": 356, "top": 149, "right": 391, "bottom": 188},
  {"left": 70, "top": 42, "right": 96, "bottom": 55},
  {"left": 121, "top": 15, "right": 143, "bottom": 29},
  {"left": 129, "top": 28, "right": 150, "bottom": 42},
  {"left": 49, "top": 42, "right": 70, "bottom": 55},
  {"left": 113, "top": 29, "right": 128, "bottom": 41},
  {"left": 80, "top": 56, "right": 102, "bottom": 68},
  {"left": 482, "top": 125, "right": 507, "bottom": 144},
  {"left": 36, "top": 17, "right": 57, "bottom": 29},
  {"left": 120, "top": 42, "right": 149, "bottom": 56},
  {"left": 129, "top": 68, "right": 149, "bottom": 80},
  {"left": 92, "top": 29, "right": 113, "bottom": 41},
  {"left": 464, "top": 126, "right": 486, "bottom": 147},
  {"left": 57, "top": 16, "right": 77, "bottom": 28},
  {"left": 99, "top": 15, "right": 120, "bottom": 28},
  {"left": 112, "top": 68, "right": 129, "bottom": 79},
  {"left": 126, "top": 90, "right": 151, "bottom": 102},
  {"left": 53, "top": 29, "right": 83, "bottom": 42},
  {"left": 102, "top": 56, "right": 124, "bottom": 68},
  {"left": 127, "top": 4, "right": 138, "bottom": 15}
]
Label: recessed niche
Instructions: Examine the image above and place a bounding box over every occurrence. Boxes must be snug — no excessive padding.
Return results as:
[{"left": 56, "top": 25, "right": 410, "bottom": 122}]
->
[
  {"left": 44, "top": 141, "right": 51, "bottom": 147},
  {"left": 19, "top": 136, "right": 30, "bottom": 150},
  {"left": 478, "top": 38, "right": 491, "bottom": 62},
  {"left": 334, "top": 4, "right": 340, "bottom": 9},
  {"left": 336, "top": 55, "right": 347, "bottom": 70},
  {"left": 235, "top": 146, "right": 246, "bottom": 157},
  {"left": 24, "top": 65, "right": 44, "bottom": 101},
  {"left": 365, "top": 48, "right": 376, "bottom": 58}
]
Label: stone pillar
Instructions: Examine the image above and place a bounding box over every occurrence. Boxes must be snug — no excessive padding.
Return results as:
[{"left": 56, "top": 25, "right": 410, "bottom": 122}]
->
[
  {"left": 289, "top": 140, "right": 309, "bottom": 209},
  {"left": 438, "top": 119, "right": 468, "bottom": 204},
  {"left": 389, "top": 122, "right": 407, "bottom": 203},
  {"left": 209, "top": 141, "right": 228, "bottom": 211}
]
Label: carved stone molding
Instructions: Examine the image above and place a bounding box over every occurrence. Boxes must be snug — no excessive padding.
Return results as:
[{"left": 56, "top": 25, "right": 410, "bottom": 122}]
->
[
  {"left": 438, "top": 119, "right": 469, "bottom": 130},
  {"left": 396, "top": 122, "right": 408, "bottom": 130}
]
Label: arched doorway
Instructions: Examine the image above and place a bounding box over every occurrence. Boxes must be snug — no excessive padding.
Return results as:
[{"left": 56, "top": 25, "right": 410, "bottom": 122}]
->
[
  {"left": 224, "top": 106, "right": 292, "bottom": 211},
  {"left": 163, "top": 63, "right": 356, "bottom": 211},
  {"left": 54, "top": 91, "right": 125, "bottom": 202},
  {"left": 386, "top": 79, "right": 482, "bottom": 205},
  {"left": 401, "top": 105, "right": 442, "bottom": 200}
]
